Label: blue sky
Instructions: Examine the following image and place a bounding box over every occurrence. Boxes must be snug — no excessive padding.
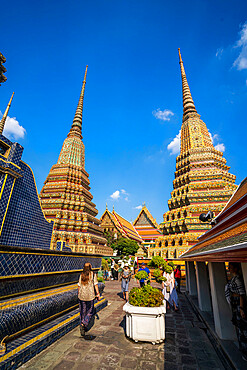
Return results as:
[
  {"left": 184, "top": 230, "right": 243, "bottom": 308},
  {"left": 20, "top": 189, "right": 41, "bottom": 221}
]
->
[{"left": 1, "top": 0, "right": 247, "bottom": 223}]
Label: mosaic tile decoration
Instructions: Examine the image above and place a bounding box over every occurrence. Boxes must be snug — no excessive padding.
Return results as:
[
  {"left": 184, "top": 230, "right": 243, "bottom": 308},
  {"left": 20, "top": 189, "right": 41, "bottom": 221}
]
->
[
  {"left": 0, "top": 288, "right": 78, "bottom": 342},
  {"left": 0, "top": 298, "right": 107, "bottom": 370},
  {"left": 0, "top": 134, "right": 53, "bottom": 250},
  {"left": 0, "top": 272, "right": 80, "bottom": 298},
  {"left": 0, "top": 250, "right": 101, "bottom": 278}
]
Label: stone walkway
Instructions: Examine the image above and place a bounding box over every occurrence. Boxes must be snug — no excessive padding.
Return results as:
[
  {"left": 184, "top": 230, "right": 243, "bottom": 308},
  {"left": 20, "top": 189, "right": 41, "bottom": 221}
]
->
[{"left": 22, "top": 280, "right": 226, "bottom": 370}]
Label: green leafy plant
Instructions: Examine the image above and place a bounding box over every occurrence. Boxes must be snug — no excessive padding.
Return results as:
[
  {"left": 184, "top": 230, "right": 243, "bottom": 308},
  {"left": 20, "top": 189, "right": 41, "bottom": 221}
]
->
[
  {"left": 168, "top": 261, "right": 175, "bottom": 269},
  {"left": 97, "top": 276, "right": 105, "bottom": 283},
  {"left": 135, "top": 270, "right": 148, "bottom": 281},
  {"left": 148, "top": 256, "right": 166, "bottom": 269},
  {"left": 153, "top": 269, "right": 167, "bottom": 284},
  {"left": 164, "top": 265, "right": 173, "bottom": 274},
  {"left": 129, "top": 285, "right": 164, "bottom": 307},
  {"left": 101, "top": 258, "right": 109, "bottom": 271},
  {"left": 113, "top": 238, "right": 139, "bottom": 256}
]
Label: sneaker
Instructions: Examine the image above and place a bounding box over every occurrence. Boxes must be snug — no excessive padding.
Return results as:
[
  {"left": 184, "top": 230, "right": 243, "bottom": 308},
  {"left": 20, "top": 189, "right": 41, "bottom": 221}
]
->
[{"left": 80, "top": 324, "right": 85, "bottom": 337}]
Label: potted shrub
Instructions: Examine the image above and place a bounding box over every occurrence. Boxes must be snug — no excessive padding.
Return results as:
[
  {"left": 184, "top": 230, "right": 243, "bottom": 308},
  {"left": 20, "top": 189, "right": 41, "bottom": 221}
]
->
[{"left": 123, "top": 284, "right": 166, "bottom": 344}]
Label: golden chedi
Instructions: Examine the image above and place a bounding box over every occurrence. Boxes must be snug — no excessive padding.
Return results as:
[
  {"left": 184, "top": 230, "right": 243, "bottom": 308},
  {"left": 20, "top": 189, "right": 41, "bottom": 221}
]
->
[
  {"left": 40, "top": 67, "right": 111, "bottom": 255},
  {"left": 150, "top": 50, "right": 237, "bottom": 259}
]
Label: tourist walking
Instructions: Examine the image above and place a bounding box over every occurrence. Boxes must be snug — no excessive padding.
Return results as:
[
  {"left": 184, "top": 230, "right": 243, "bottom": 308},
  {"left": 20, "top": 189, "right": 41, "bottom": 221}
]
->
[
  {"left": 113, "top": 263, "right": 119, "bottom": 280},
  {"left": 225, "top": 262, "right": 247, "bottom": 361},
  {"left": 78, "top": 263, "right": 100, "bottom": 337},
  {"left": 162, "top": 268, "right": 179, "bottom": 311},
  {"left": 110, "top": 258, "right": 115, "bottom": 280},
  {"left": 174, "top": 265, "right": 181, "bottom": 293},
  {"left": 120, "top": 264, "right": 131, "bottom": 301},
  {"left": 137, "top": 262, "right": 151, "bottom": 288}
]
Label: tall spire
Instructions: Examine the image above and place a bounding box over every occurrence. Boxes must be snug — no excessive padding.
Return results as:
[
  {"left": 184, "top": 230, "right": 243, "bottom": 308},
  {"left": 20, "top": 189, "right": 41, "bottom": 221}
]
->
[
  {"left": 0, "top": 92, "right": 14, "bottom": 135},
  {"left": 178, "top": 49, "right": 197, "bottom": 119},
  {"left": 68, "top": 66, "right": 88, "bottom": 138}
]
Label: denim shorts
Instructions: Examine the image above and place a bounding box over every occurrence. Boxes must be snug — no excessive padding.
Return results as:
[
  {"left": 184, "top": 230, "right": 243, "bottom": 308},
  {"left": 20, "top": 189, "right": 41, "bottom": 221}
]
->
[{"left": 121, "top": 279, "right": 129, "bottom": 292}]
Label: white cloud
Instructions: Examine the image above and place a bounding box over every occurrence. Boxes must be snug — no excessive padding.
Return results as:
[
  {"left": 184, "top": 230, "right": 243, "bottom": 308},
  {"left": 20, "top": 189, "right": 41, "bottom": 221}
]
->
[
  {"left": 110, "top": 189, "right": 129, "bottom": 201},
  {"left": 215, "top": 143, "right": 225, "bottom": 152},
  {"left": 134, "top": 205, "right": 142, "bottom": 210},
  {"left": 152, "top": 108, "right": 174, "bottom": 122},
  {"left": 233, "top": 22, "right": 247, "bottom": 70},
  {"left": 209, "top": 131, "right": 226, "bottom": 152},
  {"left": 0, "top": 112, "right": 26, "bottom": 140},
  {"left": 216, "top": 48, "right": 223, "bottom": 59},
  {"left": 167, "top": 130, "right": 181, "bottom": 155},
  {"left": 110, "top": 190, "right": 120, "bottom": 200}
]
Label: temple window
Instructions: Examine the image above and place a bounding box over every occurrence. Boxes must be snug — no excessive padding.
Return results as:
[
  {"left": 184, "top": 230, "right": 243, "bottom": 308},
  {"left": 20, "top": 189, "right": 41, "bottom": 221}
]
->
[
  {"left": 179, "top": 238, "right": 183, "bottom": 246},
  {"left": 177, "top": 212, "right": 181, "bottom": 219},
  {"left": 171, "top": 240, "right": 175, "bottom": 246},
  {"left": 167, "top": 216, "right": 169, "bottom": 221},
  {"left": 184, "top": 210, "right": 187, "bottom": 218},
  {"left": 172, "top": 214, "right": 175, "bottom": 220},
  {"left": 165, "top": 241, "right": 168, "bottom": 247}
]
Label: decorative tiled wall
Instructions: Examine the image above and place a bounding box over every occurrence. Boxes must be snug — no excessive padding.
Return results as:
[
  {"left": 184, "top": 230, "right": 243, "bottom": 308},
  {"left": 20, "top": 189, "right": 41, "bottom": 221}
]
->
[
  {"left": 0, "top": 134, "right": 53, "bottom": 250},
  {"left": 0, "top": 250, "right": 101, "bottom": 277}
]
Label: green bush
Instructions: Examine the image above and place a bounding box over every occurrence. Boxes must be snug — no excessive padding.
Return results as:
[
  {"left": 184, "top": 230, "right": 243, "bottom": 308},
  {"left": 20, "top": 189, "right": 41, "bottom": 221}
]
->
[
  {"left": 153, "top": 269, "right": 167, "bottom": 284},
  {"left": 148, "top": 256, "right": 166, "bottom": 269},
  {"left": 129, "top": 285, "right": 164, "bottom": 307},
  {"left": 135, "top": 270, "right": 148, "bottom": 281},
  {"left": 168, "top": 261, "right": 175, "bottom": 269},
  {"left": 165, "top": 265, "right": 173, "bottom": 274},
  {"left": 101, "top": 258, "right": 109, "bottom": 271}
]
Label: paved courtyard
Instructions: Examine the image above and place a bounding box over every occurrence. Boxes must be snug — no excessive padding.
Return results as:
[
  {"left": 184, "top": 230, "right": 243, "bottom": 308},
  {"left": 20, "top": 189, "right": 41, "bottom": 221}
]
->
[{"left": 22, "top": 280, "right": 227, "bottom": 370}]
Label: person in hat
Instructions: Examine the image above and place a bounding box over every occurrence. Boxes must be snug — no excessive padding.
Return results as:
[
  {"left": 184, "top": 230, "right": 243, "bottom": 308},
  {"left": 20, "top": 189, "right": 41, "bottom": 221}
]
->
[
  {"left": 137, "top": 262, "right": 151, "bottom": 288},
  {"left": 120, "top": 264, "right": 131, "bottom": 301}
]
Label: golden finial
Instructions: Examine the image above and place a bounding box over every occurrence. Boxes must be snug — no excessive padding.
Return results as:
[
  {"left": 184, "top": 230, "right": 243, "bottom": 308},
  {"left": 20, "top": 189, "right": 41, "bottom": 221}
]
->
[
  {"left": 178, "top": 49, "right": 197, "bottom": 118},
  {"left": 142, "top": 201, "right": 146, "bottom": 207},
  {"left": 106, "top": 202, "right": 108, "bottom": 210},
  {"left": 0, "top": 92, "right": 15, "bottom": 135},
  {"left": 113, "top": 205, "right": 115, "bottom": 212},
  {"left": 68, "top": 65, "right": 88, "bottom": 138}
]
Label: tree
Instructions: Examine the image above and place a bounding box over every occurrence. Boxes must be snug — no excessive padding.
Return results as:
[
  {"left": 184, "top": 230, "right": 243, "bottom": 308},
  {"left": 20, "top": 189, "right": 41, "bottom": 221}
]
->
[
  {"left": 113, "top": 237, "right": 139, "bottom": 256},
  {"left": 103, "top": 230, "right": 121, "bottom": 249}
]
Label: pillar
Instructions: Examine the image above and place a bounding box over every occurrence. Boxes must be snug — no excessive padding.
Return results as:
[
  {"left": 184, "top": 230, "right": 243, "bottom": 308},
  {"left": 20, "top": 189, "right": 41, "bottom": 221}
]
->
[
  {"left": 241, "top": 262, "right": 247, "bottom": 292},
  {"left": 185, "top": 261, "right": 189, "bottom": 291},
  {"left": 208, "top": 262, "right": 236, "bottom": 340},
  {"left": 195, "top": 262, "right": 212, "bottom": 311},
  {"left": 187, "top": 261, "right": 197, "bottom": 296}
]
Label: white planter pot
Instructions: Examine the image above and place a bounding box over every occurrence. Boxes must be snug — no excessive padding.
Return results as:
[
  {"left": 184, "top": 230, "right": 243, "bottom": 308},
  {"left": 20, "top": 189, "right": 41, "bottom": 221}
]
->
[{"left": 123, "top": 302, "right": 166, "bottom": 344}]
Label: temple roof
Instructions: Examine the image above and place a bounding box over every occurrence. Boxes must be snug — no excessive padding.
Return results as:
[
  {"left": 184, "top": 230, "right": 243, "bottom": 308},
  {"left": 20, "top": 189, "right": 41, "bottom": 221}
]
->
[
  {"left": 133, "top": 205, "right": 159, "bottom": 229},
  {"left": 181, "top": 177, "right": 247, "bottom": 262},
  {"left": 101, "top": 208, "right": 143, "bottom": 243}
]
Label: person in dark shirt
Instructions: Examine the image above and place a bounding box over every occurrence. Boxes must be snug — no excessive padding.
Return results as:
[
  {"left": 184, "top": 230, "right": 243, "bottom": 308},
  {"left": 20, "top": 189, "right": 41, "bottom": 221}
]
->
[{"left": 137, "top": 262, "right": 151, "bottom": 288}]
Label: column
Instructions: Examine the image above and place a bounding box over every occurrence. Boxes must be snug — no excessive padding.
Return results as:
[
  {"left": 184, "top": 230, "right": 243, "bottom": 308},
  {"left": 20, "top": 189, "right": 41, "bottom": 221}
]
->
[
  {"left": 187, "top": 261, "right": 197, "bottom": 296},
  {"left": 208, "top": 262, "right": 236, "bottom": 340},
  {"left": 185, "top": 261, "right": 189, "bottom": 291},
  {"left": 196, "top": 262, "right": 212, "bottom": 311},
  {"left": 241, "top": 262, "right": 247, "bottom": 292}
]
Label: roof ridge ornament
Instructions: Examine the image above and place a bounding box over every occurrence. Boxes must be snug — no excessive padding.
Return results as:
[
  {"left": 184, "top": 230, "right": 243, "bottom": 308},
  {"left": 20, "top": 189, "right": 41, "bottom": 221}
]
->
[{"left": 0, "top": 92, "right": 15, "bottom": 135}]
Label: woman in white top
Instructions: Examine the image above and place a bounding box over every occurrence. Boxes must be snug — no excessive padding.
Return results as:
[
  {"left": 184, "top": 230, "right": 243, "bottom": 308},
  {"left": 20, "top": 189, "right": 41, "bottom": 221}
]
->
[
  {"left": 162, "top": 270, "right": 179, "bottom": 311},
  {"left": 78, "top": 263, "right": 100, "bottom": 336}
]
